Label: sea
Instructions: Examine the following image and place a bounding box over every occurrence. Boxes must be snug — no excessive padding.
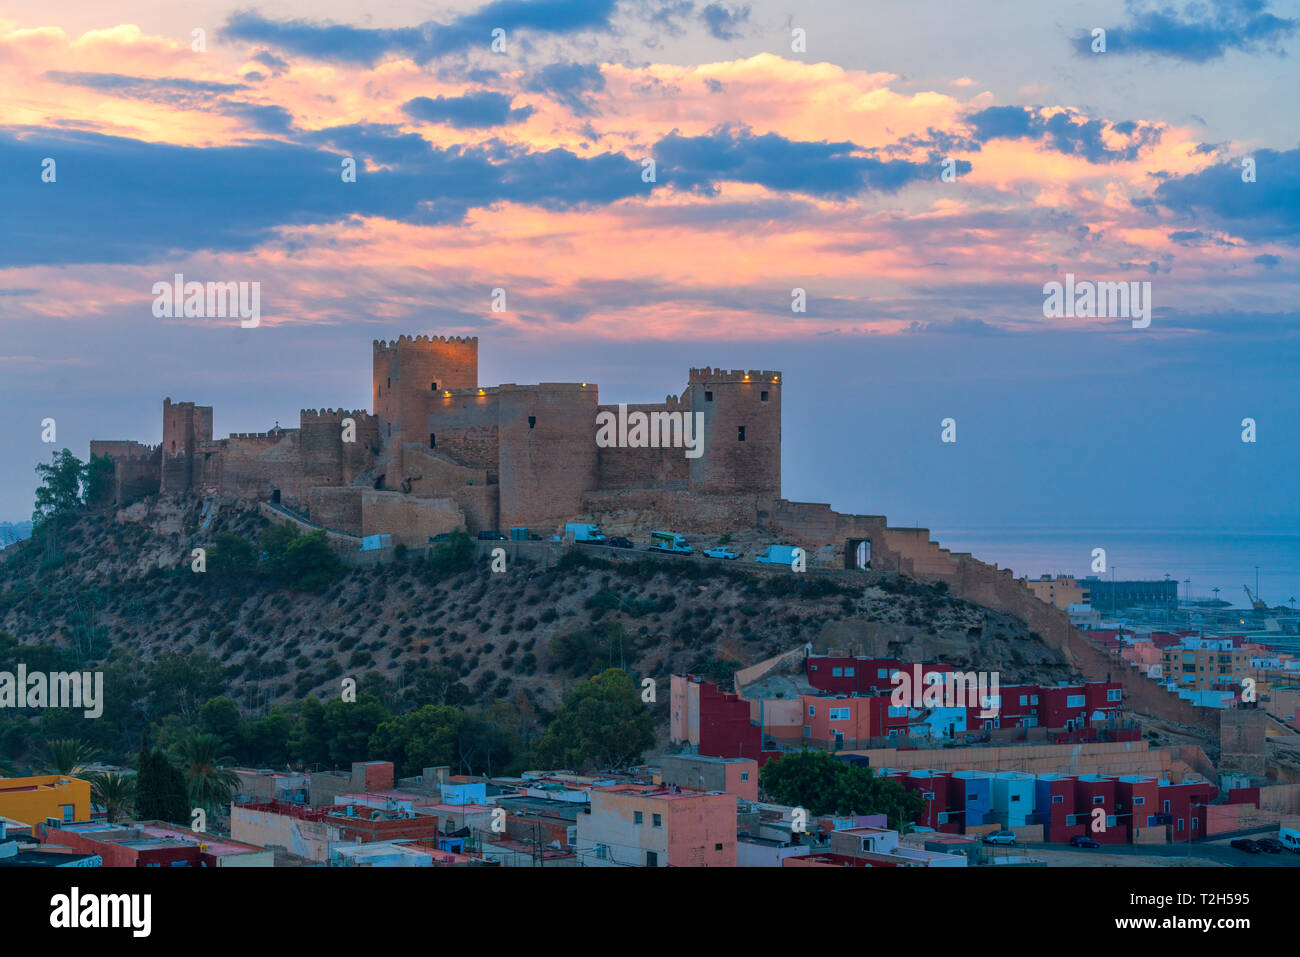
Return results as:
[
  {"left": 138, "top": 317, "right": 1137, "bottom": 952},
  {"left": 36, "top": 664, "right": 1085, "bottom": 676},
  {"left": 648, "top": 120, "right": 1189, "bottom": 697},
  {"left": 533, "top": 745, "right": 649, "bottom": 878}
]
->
[{"left": 928, "top": 526, "right": 1300, "bottom": 612}]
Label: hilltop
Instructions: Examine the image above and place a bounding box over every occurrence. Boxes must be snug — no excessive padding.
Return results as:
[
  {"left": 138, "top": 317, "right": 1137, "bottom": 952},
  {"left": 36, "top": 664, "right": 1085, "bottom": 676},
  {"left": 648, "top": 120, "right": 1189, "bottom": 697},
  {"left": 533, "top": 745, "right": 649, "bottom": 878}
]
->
[{"left": 0, "top": 495, "right": 1091, "bottom": 749}]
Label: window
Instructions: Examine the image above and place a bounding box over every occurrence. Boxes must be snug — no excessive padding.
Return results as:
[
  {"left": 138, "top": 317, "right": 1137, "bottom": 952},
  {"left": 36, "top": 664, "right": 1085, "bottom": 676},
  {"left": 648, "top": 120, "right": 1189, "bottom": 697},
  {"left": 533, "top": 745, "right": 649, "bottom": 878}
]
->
[
  {"left": 387, "top": 424, "right": 391, "bottom": 437},
  {"left": 1177, "top": 818, "right": 1184, "bottom": 831},
  {"left": 1147, "top": 815, "right": 1158, "bottom": 827},
  {"left": 1030, "top": 695, "right": 1038, "bottom": 705},
  {"left": 1011, "top": 795, "right": 1021, "bottom": 802},
  {"left": 1107, "top": 689, "right": 1122, "bottom": 702},
  {"left": 877, "top": 669, "right": 888, "bottom": 679},
  {"left": 1067, "top": 694, "right": 1085, "bottom": 707},
  {"left": 740, "top": 771, "right": 749, "bottom": 782},
  {"left": 61, "top": 804, "right": 74, "bottom": 821},
  {"left": 888, "top": 706, "right": 908, "bottom": 717},
  {"left": 737, "top": 426, "right": 746, "bottom": 442},
  {"left": 387, "top": 377, "right": 391, "bottom": 389},
  {"left": 831, "top": 667, "right": 842, "bottom": 677},
  {"left": 634, "top": 811, "right": 643, "bottom": 825},
  {"left": 430, "top": 433, "right": 436, "bottom": 448},
  {"left": 1134, "top": 796, "right": 1145, "bottom": 806},
  {"left": 715, "top": 843, "right": 723, "bottom": 851},
  {"left": 845, "top": 667, "right": 855, "bottom": 677},
  {"left": 1093, "top": 796, "right": 1104, "bottom": 805},
  {"left": 646, "top": 850, "right": 658, "bottom": 866},
  {"left": 1019, "top": 695, "right": 1028, "bottom": 706},
  {"left": 705, "top": 391, "right": 713, "bottom": 401},
  {"left": 829, "top": 707, "right": 849, "bottom": 721},
  {"left": 1163, "top": 800, "right": 1171, "bottom": 813},
  {"left": 528, "top": 416, "right": 536, "bottom": 429},
  {"left": 652, "top": 814, "right": 662, "bottom": 828},
  {"left": 808, "top": 705, "right": 816, "bottom": 717},
  {"left": 1052, "top": 795, "right": 1063, "bottom": 804},
  {"left": 760, "top": 391, "right": 768, "bottom": 401},
  {"left": 431, "top": 381, "right": 437, "bottom": 390}
]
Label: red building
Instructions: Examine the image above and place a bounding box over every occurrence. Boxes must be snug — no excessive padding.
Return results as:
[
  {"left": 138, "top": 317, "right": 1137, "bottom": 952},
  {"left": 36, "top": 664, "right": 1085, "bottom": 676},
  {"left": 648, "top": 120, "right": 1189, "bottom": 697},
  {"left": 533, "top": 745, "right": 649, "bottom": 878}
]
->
[
  {"left": 1074, "top": 775, "right": 1127, "bottom": 844},
  {"left": 1156, "top": 780, "right": 1218, "bottom": 842}
]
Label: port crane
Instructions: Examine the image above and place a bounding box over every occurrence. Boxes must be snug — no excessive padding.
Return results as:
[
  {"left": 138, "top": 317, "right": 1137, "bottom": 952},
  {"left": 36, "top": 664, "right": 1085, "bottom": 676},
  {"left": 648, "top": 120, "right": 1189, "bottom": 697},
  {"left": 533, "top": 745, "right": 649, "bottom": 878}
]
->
[{"left": 1243, "top": 584, "right": 1268, "bottom": 611}]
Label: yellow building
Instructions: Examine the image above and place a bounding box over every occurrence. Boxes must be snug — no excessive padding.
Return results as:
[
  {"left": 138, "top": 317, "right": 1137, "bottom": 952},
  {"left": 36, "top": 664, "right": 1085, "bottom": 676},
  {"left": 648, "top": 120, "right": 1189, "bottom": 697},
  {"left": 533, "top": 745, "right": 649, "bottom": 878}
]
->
[
  {"left": 1025, "top": 575, "right": 1090, "bottom": 611},
  {"left": 0, "top": 775, "right": 92, "bottom": 826},
  {"left": 1161, "top": 641, "right": 1252, "bottom": 694}
]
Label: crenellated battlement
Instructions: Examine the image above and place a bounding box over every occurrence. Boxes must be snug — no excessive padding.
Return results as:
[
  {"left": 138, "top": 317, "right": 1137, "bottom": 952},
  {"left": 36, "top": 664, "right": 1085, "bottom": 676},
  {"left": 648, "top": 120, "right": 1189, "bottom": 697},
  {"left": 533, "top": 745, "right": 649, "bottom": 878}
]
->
[
  {"left": 300, "top": 408, "right": 373, "bottom": 422},
  {"left": 224, "top": 430, "right": 297, "bottom": 441},
  {"left": 688, "top": 368, "right": 781, "bottom": 384},
  {"left": 373, "top": 335, "right": 479, "bottom": 353}
]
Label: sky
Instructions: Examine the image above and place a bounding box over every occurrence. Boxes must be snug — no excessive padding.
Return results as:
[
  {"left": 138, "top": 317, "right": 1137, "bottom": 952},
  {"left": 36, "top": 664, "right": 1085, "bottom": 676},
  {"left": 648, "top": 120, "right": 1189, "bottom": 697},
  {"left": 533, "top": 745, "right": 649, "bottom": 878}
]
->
[{"left": 2, "top": 0, "right": 1298, "bottom": 581}]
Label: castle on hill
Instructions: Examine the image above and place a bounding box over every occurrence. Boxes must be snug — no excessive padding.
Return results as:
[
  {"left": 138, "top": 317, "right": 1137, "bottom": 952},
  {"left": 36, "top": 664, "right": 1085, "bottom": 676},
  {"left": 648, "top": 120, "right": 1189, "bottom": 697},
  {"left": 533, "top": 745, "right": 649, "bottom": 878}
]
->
[{"left": 91, "top": 335, "right": 782, "bottom": 543}]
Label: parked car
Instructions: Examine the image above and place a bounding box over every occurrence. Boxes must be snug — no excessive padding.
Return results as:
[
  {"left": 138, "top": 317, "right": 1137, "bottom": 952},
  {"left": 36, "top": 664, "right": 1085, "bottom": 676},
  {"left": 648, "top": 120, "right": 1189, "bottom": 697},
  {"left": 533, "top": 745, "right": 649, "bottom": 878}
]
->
[
  {"left": 1069, "top": 835, "right": 1101, "bottom": 848},
  {"left": 1230, "top": 839, "right": 1262, "bottom": 854},
  {"left": 1256, "top": 838, "right": 1285, "bottom": 854},
  {"left": 430, "top": 532, "right": 452, "bottom": 543},
  {"left": 983, "top": 831, "right": 1017, "bottom": 845},
  {"left": 476, "top": 530, "right": 506, "bottom": 540},
  {"left": 607, "top": 536, "right": 634, "bottom": 549},
  {"left": 704, "top": 547, "right": 738, "bottom": 560}
]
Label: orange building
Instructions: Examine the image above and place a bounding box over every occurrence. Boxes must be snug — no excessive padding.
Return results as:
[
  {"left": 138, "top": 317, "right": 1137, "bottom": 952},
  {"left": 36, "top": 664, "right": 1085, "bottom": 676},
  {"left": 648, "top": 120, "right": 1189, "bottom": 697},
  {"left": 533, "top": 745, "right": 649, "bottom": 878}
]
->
[
  {"left": 576, "top": 785, "right": 737, "bottom": 867},
  {"left": 1024, "top": 575, "right": 1090, "bottom": 611},
  {"left": 0, "top": 775, "right": 92, "bottom": 826}
]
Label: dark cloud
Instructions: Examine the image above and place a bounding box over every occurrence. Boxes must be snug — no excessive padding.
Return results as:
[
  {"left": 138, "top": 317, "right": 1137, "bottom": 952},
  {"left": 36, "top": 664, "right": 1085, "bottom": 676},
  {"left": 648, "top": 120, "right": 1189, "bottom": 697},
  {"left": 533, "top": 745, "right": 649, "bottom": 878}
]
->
[
  {"left": 1071, "top": 0, "right": 1297, "bottom": 61},
  {"left": 0, "top": 125, "right": 645, "bottom": 266},
  {"left": 701, "top": 3, "right": 750, "bottom": 40},
  {"left": 966, "top": 105, "right": 1160, "bottom": 163},
  {"left": 43, "top": 71, "right": 248, "bottom": 95},
  {"left": 250, "top": 49, "right": 290, "bottom": 76},
  {"left": 1153, "top": 147, "right": 1300, "bottom": 244},
  {"left": 654, "top": 126, "right": 928, "bottom": 197},
  {"left": 222, "top": 1, "right": 622, "bottom": 67},
  {"left": 402, "top": 92, "right": 534, "bottom": 128},
  {"left": 905, "top": 317, "right": 1009, "bottom": 336},
  {"left": 524, "top": 62, "right": 606, "bottom": 116},
  {"left": 1255, "top": 253, "right": 1282, "bottom": 267}
]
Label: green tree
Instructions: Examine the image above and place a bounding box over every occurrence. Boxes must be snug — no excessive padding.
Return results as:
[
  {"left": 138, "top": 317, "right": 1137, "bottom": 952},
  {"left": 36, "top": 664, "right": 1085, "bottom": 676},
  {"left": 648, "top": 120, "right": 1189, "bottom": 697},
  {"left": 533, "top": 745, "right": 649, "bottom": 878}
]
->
[
  {"left": 758, "top": 749, "right": 924, "bottom": 823},
  {"left": 82, "top": 453, "right": 116, "bottom": 506},
  {"left": 147, "top": 652, "right": 228, "bottom": 722},
  {"left": 288, "top": 696, "right": 330, "bottom": 767},
  {"left": 369, "top": 705, "right": 515, "bottom": 778},
  {"left": 280, "top": 530, "right": 343, "bottom": 590},
  {"left": 208, "top": 532, "right": 257, "bottom": 582},
  {"left": 428, "top": 529, "right": 473, "bottom": 577},
  {"left": 32, "top": 449, "right": 85, "bottom": 531},
  {"left": 198, "top": 697, "right": 244, "bottom": 754},
  {"left": 177, "top": 732, "right": 240, "bottom": 815},
  {"left": 134, "top": 745, "right": 189, "bottom": 824},
  {"left": 87, "top": 771, "right": 135, "bottom": 823},
  {"left": 535, "top": 669, "right": 654, "bottom": 771},
  {"left": 258, "top": 522, "right": 300, "bottom": 578},
  {"left": 45, "top": 737, "right": 98, "bottom": 775},
  {"left": 548, "top": 620, "right": 631, "bottom": 676},
  {"left": 288, "top": 693, "right": 389, "bottom": 767}
]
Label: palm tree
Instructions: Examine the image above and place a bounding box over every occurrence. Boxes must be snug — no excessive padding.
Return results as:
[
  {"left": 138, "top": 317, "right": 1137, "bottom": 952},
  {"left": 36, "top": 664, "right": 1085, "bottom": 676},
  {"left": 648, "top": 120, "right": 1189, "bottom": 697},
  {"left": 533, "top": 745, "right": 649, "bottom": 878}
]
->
[
  {"left": 87, "top": 771, "right": 136, "bottom": 823},
  {"left": 45, "top": 738, "right": 99, "bottom": 776},
  {"left": 177, "top": 733, "right": 240, "bottom": 815}
]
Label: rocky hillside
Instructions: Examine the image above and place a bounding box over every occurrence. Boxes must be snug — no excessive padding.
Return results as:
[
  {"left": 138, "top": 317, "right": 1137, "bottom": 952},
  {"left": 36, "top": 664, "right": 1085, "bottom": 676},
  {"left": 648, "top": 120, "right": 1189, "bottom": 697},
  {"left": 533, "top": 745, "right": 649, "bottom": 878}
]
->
[{"left": 0, "top": 495, "right": 1087, "bottom": 721}]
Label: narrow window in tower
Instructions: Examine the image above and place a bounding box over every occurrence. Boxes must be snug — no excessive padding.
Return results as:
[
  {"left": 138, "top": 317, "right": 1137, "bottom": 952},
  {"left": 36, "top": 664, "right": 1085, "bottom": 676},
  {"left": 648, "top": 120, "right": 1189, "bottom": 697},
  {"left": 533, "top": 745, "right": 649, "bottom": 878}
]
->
[
  {"left": 387, "top": 424, "right": 391, "bottom": 437},
  {"left": 705, "top": 391, "right": 713, "bottom": 401},
  {"left": 431, "top": 382, "right": 437, "bottom": 391},
  {"left": 528, "top": 416, "right": 536, "bottom": 429},
  {"left": 738, "top": 426, "right": 746, "bottom": 442},
  {"left": 387, "top": 377, "right": 391, "bottom": 389},
  {"left": 430, "top": 433, "right": 436, "bottom": 449},
  {"left": 761, "top": 391, "right": 769, "bottom": 402}
]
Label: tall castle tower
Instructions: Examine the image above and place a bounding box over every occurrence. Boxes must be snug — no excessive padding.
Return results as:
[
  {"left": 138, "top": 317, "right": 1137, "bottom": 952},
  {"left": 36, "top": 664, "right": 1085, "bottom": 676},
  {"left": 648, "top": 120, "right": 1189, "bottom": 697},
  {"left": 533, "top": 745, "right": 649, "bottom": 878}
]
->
[
  {"left": 160, "top": 398, "right": 213, "bottom": 494},
  {"left": 373, "top": 336, "right": 478, "bottom": 451},
  {"left": 686, "top": 368, "right": 781, "bottom": 496}
]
